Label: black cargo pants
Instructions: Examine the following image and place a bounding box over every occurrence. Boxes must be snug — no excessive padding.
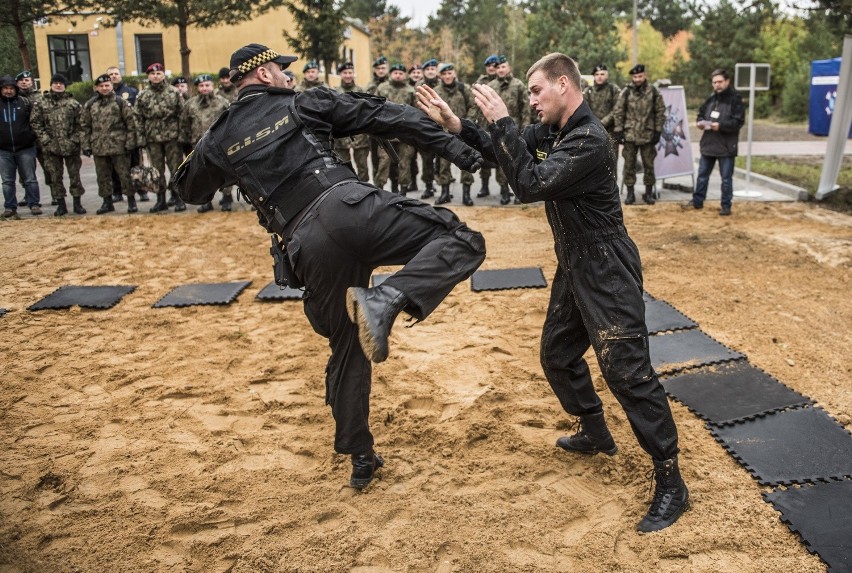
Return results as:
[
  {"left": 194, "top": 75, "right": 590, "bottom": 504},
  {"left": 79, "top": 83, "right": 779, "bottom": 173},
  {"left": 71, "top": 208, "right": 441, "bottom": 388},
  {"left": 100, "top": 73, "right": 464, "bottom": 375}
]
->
[{"left": 286, "top": 182, "right": 486, "bottom": 455}]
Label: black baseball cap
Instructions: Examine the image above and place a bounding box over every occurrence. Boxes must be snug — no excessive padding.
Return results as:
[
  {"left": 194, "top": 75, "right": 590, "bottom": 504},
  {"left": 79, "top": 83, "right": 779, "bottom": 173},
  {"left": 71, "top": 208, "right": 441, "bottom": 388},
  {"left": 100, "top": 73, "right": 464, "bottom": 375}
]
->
[{"left": 229, "top": 44, "right": 297, "bottom": 82}]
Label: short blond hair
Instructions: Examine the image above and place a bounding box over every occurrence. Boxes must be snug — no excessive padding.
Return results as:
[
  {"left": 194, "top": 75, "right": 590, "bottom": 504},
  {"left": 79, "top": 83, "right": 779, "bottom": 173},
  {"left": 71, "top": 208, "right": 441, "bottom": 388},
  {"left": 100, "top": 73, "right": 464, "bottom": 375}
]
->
[{"left": 526, "top": 53, "right": 581, "bottom": 91}]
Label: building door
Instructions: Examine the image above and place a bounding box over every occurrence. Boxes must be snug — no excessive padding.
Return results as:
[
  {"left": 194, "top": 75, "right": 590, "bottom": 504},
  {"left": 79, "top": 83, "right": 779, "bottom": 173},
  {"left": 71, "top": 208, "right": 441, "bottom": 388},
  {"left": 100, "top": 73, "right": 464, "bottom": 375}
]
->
[
  {"left": 135, "top": 34, "right": 165, "bottom": 74},
  {"left": 47, "top": 35, "right": 91, "bottom": 84}
]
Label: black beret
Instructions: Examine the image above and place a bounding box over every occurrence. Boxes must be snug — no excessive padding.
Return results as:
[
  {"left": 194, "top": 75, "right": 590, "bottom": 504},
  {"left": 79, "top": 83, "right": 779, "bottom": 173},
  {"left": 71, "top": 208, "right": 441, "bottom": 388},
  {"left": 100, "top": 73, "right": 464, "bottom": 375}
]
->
[
  {"left": 50, "top": 73, "right": 67, "bottom": 85},
  {"left": 423, "top": 59, "right": 438, "bottom": 69},
  {"left": 373, "top": 56, "right": 388, "bottom": 68},
  {"left": 496, "top": 55, "right": 508, "bottom": 65},
  {"left": 228, "top": 44, "right": 297, "bottom": 81},
  {"left": 390, "top": 63, "right": 406, "bottom": 73},
  {"left": 337, "top": 61, "right": 354, "bottom": 74},
  {"left": 95, "top": 73, "right": 112, "bottom": 85},
  {"left": 194, "top": 74, "right": 213, "bottom": 85},
  {"left": 303, "top": 60, "right": 319, "bottom": 73},
  {"left": 15, "top": 71, "right": 32, "bottom": 81},
  {"left": 171, "top": 76, "right": 187, "bottom": 85},
  {"left": 629, "top": 64, "right": 645, "bottom": 75},
  {"left": 593, "top": 64, "right": 608, "bottom": 72},
  {"left": 218, "top": 67, "right": 230, "bottom": 78},
  {"left": 438, "top": 63, "right": 454, "bottom": 73}
]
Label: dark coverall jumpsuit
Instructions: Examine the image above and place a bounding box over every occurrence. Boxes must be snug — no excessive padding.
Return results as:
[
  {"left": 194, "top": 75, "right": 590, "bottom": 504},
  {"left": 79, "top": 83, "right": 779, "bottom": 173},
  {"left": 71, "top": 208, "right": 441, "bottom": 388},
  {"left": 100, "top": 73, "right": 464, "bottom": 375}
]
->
[
  {"left": 172, "top": 85, "right": 486, "bottom": 456},
  {"left": 457, "top": 102, "right": 678, "bottom": 461}
]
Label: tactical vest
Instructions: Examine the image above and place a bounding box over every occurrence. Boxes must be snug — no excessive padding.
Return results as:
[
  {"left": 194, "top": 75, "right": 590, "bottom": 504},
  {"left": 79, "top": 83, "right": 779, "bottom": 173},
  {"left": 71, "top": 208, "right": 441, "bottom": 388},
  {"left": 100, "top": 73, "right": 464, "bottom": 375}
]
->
[{"left": 211, "top": 90, "right": 356, "bottom": 235}]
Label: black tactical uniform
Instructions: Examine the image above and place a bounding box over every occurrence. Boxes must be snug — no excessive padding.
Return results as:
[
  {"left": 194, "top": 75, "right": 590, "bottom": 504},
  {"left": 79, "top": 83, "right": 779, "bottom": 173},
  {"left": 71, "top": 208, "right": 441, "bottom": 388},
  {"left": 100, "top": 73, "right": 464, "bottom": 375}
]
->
[{"left": 173, "top": 46, "right": 485, "bottom": 488}]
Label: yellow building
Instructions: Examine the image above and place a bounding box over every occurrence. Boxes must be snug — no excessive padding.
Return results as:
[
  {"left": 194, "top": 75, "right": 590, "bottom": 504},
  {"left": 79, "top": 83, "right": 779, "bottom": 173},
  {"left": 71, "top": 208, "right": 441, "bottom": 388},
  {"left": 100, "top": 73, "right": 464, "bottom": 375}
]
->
[{"left": 32, "top": 12, "right": 371, "bottom": 88}]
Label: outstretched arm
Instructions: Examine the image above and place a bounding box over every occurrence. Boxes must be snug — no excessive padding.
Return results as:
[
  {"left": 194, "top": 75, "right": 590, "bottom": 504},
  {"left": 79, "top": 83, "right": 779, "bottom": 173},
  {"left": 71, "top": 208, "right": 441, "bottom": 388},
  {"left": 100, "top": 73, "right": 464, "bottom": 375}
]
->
[{"left": 415, "top": 84, "right": 462, "bottom": 133}]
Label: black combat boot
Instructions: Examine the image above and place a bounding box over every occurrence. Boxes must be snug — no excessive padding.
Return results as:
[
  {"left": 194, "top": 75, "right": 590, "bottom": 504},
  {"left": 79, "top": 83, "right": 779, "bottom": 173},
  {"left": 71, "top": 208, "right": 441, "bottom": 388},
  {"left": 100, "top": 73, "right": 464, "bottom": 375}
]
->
[
  {"left": 625, "top": 186, "right": 636, "bottom": 205},
  {"left": 220, "top": 191, "right": 233, "bottom": 211},
  {"left": 421, "top": 182, "right": 435, "bottom": 199},
  {"left": 391, "top": 179, "right": 399, "bottom": 194},
  {"left": 643, "top": 185, "right": 656, "bottom": 205},
  {"left": 500, "top": 184, "right": 511, "bottom": 205},
  {"left": 126, "top": 193, "right": 138, "bottom": 213},
  {"left": 138, "top": 190, "right": 150, "bottom": 202},
  {"left": 477, "top": 174, "right": 491, "bottom": 197},
  {"left": 556, "top": 411, "right": 618, "bottom": 456},
  {"left": 462, "top": 184, "right": 473, "bottom": 206},
  {"left": 198, "top": 201, "right": 214, "bottom": 213},
  {"left": 435, "top": 184, "right": 451, "bottom": 205},
  {"left": 350, "top": 451, "right": 385, "bottom": 489},
  {"left": 173, "top": 194, "right": 186, "bottom": 212},
  {"left": 150, "top": 192, "right": 168, "bottom": 212},
  {"left": 53, "top": 198, "right": 68, "bottom": 217},
  {"left": 407, "top": 180, "right": 418, "bottom": 192},
  {"left": 96, "top": 196, "right": 115, "bottom": 215},
  {"left": 345, "top": 284, "right": 409, "bottom": 363},
  {"left": 111, "top": 191, "right": 123, "bottom": 202},
  {"left": 637, "top": 456, "right": 689, "bottom": 533},
  {"left": 72, "top": 196, "right": 86, "bottom": 214},
  {"left": 166, "top": 192, "right": 176, "bottom": 207}
]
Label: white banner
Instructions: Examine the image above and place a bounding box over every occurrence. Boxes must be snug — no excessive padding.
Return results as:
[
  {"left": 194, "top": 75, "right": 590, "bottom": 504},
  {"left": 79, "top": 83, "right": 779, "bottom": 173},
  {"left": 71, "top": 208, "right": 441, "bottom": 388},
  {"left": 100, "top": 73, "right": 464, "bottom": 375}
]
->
[{"left": 654, "top": 86, "right": 694, "bottom": 179}]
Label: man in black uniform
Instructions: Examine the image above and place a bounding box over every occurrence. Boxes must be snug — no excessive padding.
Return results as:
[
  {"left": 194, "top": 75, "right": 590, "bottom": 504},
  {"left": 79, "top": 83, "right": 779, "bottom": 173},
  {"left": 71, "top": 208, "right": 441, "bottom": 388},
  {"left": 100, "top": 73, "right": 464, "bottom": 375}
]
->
[
  {"left": 417, "top": 52, "right": 688, "bottom": 533},
  {"left": 172, "top": 44, "right": 486, "bottom": 490}
]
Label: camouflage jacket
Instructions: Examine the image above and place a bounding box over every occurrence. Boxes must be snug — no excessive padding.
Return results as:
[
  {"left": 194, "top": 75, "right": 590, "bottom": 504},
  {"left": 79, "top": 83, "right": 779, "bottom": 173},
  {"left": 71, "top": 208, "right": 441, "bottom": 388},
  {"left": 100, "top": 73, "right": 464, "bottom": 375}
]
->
[
  {"left": 334, "top": 82, "right": 369, "bottom": 148},
  {"left": 134, "top": 81, "right": 183, "bottom": 145},
  {"left": 179, "top": 93, "right": 230, "bottom": 146},
  {"left": 438, "top": 80, "right": 473, "bottom": 121},
  {"left": 295, "top": 78, "right": 326, "bottom": 93},
  {"left": 583, "top": 81, "right": 620, "bottom": 132},
  {"left": 470, "top": 73, "right": 496, "bottom": 127},
  {"left": 30, "top": 91, "right": 83, "bottom": 156},
  {"left": 365, "top": 75, "right": 387, "bottom": 95},
  {"left": 217, "top": 84, "right": 238, "bottom": 103},
  {"left": 614, "top": 81, "right": 665, "bottom": 144},
  {"left": 80, "top": 92, "right": 137, "bottom": 156},
  {"left": 18, "top": 87, "right": 44, "bottom": 107},
  {"left": 376, "top": 79, "right": 415, "bottom": 107},
  {"left": 488, "top": 74, "right": 529, "bottom": 129}
]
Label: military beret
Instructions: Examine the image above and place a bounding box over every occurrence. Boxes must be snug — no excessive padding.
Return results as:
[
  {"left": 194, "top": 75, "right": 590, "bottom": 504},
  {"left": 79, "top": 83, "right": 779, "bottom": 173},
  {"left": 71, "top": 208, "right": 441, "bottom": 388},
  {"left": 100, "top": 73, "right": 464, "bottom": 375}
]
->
[
  {"left": 218, "top": 67, "right": 230, "bottom": 79},
  {"left": 422, "top": 59, "right": 439, "bottom": 69},
  {"left": 194, "top": 74, "right": 213, "bottom": 85},
  {"left": 303, "top": 60, "right": 319, "bottom": 73},
  {"left": 438, "top": 63, "right": 454, "bottom": 73},
  {"left": 484, "top": 54, "right": 499, "bottom": 66},
  {"left": 146, "top": 63, "right": 164, "bottom": 73},
  {"left": 171, "top": 76, "right": 187, "bottom": 85},
  {"left": 408, "top": 63, "right": 422, "bottom": 73},
  {"left": 593, "top": 64, "right": 608, "bottom": 72},
  {"left": 372, "top": 56, "right": 388, "bottom": 68},
  {"left": 629, "top": 64, "right": 645, "bottom": 75},
  {"left": 50, "top": 73, "right": 67, "bottom": 85},
  {"left": 390, "top": 63, "right": 406, "bottom": 73},
  {"left": 95, "top": 73, "right": 112, "bottom": 85},
  {"left": 337, "top": 61, "right": 354, "bottom": 74},
  {"left": 15, "top": 71, "right": 32, "bottom": 81},
  {"left": 228, "top": 44, "right": 297, "bottom": 81},
  {"left": 283, "top": 70, "right": 296, "bottom": 80},
  {"left": 496, "top": 55, "right": 508, "bottom": 65}
]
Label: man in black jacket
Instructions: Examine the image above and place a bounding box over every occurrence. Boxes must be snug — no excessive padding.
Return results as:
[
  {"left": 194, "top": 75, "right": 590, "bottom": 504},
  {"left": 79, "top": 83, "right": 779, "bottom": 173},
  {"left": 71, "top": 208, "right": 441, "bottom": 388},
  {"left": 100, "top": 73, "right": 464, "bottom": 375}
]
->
[
  {"left": 684, "top": 69, "right": 745, "bottom": 216},
  {"left": 417, "top": 52, "right": 688, "bottom": 533},
  {"left": 1, "top": 75, "right": 42, "bottom": 217},
  {"left": 172, "top": 44, "right": 486, "bottom": 490}
]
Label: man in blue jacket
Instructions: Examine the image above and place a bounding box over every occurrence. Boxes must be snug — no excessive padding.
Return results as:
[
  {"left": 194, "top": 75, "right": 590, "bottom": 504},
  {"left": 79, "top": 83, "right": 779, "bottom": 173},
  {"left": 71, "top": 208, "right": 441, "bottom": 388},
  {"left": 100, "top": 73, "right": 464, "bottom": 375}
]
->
[{"left": 1, "top": 76, "right": 41, "bottom": 217}]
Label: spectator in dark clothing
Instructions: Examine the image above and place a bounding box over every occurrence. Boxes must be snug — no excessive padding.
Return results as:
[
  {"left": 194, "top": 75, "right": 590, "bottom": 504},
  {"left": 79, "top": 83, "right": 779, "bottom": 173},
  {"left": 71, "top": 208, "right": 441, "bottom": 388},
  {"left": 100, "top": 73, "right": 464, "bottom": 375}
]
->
[{"left": 1, "top": 76, "right": 41, "bottom": 217}]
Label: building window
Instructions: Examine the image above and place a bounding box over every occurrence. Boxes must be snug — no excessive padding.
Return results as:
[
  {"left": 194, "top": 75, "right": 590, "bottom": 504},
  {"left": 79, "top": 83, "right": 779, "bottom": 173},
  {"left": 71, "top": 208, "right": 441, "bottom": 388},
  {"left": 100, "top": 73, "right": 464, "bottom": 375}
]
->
[
  {"left": 47, "top": 35, "right": 91, "bottom": 83},
  {"left": 135, "top": 34, "right": 164, "bottom": 75}
]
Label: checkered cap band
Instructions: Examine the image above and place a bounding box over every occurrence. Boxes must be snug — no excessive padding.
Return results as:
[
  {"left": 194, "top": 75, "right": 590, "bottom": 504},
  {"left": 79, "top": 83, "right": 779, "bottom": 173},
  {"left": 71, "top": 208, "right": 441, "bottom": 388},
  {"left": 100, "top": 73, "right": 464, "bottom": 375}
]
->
[{"left": 238, "top": 49, "right": 281, "bottom": 76}]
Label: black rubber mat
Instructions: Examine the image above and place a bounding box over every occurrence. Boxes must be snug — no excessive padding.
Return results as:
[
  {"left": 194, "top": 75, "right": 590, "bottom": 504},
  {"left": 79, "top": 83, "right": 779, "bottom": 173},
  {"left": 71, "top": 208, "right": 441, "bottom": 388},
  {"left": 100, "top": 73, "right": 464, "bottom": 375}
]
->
[
  {"left": 153, "top": 281, "right": 251, "bottom": 308},
  {"left": 764, "top": 480, "right": 852, "bottom": 572},
  {"left": 0, "top": 308, "right": 7, "bottom": 317},
  {"left": 28, "top": 285, "right": 136, "bottom": 311},
  {"left": 256, "top": 281, "right": 304, "bottom": 301},
  {"left": 649, "top": 329, "right": 744, "bottom": 374},
  {"left": 470, "top": 267, "right": 547, "bottom": 291},
  {"left": 372, "top": 273, "right": 391, "bottom": 287},
  {"left": 645, "top": 299, "right": 697, "bottom": 334},
  {"left": 661, "top": 361, "right": 812, "bottom": 425},
  {"left": 710, "top": 406, "right": 852, "bottom": 486}
]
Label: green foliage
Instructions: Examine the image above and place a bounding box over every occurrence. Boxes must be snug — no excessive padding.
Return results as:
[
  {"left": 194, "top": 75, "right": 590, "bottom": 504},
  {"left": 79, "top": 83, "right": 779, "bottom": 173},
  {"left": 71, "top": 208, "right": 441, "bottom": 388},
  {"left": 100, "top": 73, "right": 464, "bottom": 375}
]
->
[
  {"left": 612, "top": 0, "right": 696, "bottom": 39},
  {"left": 284, "top": 0, "right": 346, "bottom": 82},
  {"left": 0, "top": 23, "right": 37, "bottom": 77},
  {"left": 341, "top": 0, "right": 386, "bottom": 21}
]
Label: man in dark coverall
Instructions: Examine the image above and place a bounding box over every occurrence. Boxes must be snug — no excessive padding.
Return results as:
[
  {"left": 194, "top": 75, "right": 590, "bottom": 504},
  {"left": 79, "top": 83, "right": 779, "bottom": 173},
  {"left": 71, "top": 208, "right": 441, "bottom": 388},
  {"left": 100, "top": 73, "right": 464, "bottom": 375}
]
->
[
  {"left": 172, "top": 44, "right": 486, "bottom": 490},
  {"left": 416, "top": 52, "right": 688, "bottom": 533}
]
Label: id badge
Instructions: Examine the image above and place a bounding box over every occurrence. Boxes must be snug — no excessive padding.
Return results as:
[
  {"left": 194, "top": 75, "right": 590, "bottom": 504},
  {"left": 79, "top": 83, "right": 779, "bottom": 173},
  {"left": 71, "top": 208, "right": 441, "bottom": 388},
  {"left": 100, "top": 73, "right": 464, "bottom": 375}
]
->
[{"left": 710, "top": 110, "right": 720, "bottom": 120}]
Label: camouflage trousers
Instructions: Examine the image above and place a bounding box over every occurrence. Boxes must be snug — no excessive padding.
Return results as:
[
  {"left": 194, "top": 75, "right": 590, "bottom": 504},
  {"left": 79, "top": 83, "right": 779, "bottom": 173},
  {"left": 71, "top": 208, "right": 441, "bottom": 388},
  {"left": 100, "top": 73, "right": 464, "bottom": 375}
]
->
[
  {"left": 621, "top": 142, "right": 657, "bottom": 187},
  {"left": 44, "top": 152, "right": 85, "bottom": 198},
  {"left": 437, "top": 157, "right": 474, "bottom": 186},
  {"left": 146, "top": 140, "right": 184, "bottom": 192},
  {"left": 375, "top": 142, "right": 414, "bottom": 189},
  {"left": 94, "top": 154, "right": 131, "bottom": 198},
  {"left": 333, "top": 138, "right": 370, "bottom": 182}
]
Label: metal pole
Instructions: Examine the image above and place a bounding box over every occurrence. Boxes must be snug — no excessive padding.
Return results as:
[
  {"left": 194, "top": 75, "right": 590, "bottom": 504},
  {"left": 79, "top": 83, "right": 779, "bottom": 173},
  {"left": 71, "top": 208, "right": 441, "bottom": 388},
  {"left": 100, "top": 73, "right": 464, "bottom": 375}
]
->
[
  {"left": 746, "top": 66, "right": 755, "bottom": 185},
  {"left": 632, "top": 0, "right": 638, "bottom": 66},
  {"left": 116, "top": 20, "right": 125, "bottom": 75},
  {"left": 816, "top": 35, "right": 852, "bottom": 200}
]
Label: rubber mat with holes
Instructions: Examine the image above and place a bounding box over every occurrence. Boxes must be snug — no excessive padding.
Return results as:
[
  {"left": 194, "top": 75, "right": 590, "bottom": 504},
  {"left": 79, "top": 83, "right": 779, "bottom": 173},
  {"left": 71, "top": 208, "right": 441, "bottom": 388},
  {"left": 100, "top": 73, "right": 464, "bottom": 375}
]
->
[
  {"left": 256, "top": 282, "right": 304, "bottom": 301},
  {"left": 153, "top": 281, "right": 251, "bottom": 308},
  {"left": 28, "top": 285, "right": 136, "bottom": 311},
  {"left": 470, "top": 267, "right": 547, "bottom": 291}
]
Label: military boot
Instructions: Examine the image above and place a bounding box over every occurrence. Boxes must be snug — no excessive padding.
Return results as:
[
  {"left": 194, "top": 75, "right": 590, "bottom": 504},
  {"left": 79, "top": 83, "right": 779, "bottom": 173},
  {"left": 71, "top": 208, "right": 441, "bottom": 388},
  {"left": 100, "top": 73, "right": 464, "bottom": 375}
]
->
[
  {"left": 198, "top": 201, "right": 214, "bottom": 213},
  {"left": 435, "top": 184, "right": 451, "bottom": 205},
  {"left": 556, "top": 411, "right": 618, "bottom": 456},
  {"left": 637, "top": 456, "right": 689, "bottom": 533},
  {"left": 421, "top": 182, "right": 435, "bottom": 199},
  {"left": 477, "top": 174, "right": 491, "bottom": 197},
  {"left": 391, "top": 179, "right": 399, "bottom": 194},
  {"left": 72, "top": 196, "right": 86, "bottom": 214},
  {"left": 220, "top": 191, "right": 233, "bottom": 212},
  {"left": 500, "top": 184, "right": 511, "bottom": 205},
  {"left": 96, "top": 196, "right": 115, "bottom": 215},
  {"left": 166, "top": 193, "right": 176, "bottom": 207},
  {"left": 111, "top": 191, "right": 123, "bottom": 202},
  {"left": 643, "top": 186, "right": 656, "bottom": 205},
  {"left": 462, "top": 184, "right": 473, "bottom": 206},
  {"left": 138, "top": 190, "right": 150, "bottom": 202},
  {"left": 126, "top": 193, "right": 138, "bottom": 213},
  {"left": 350, "top": 451, "right": 385, "bottom": 489},
  {"left": 625, "top": 186, "right": 636, "bottom": 205},
  {"left": 53, "top": 198, "right": 68, "bottom": 217},
  {"left": 407, "top": 180, "right": 418, "bottom": 193},
  {"left": 150, "top": 192, "right": 168, "bottom": 213},
  {"left": 345, "top": 284, "right": 409, "bottom": 363},
  {"left": 173, "top": 194, "right": 187, "bottom": 212}
]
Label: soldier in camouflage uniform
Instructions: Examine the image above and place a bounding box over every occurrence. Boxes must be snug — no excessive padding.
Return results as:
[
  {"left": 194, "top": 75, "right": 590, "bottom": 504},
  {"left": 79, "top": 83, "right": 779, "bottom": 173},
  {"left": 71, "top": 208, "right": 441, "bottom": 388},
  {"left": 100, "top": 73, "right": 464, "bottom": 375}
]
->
[
  {"left": 135, "top": 62, "right": 185, "bottom": 212},
  {"left": 30, "top": 73, "right": 87, "bottom": 216},
  {"left": 295, "top": 61, "right": 326, "bottom": 92},
  {"left": 366, "top": 56, "right": 389, "bottom": 189},
  {"left": 80, "top": 74, "right": 138, "bottom": 214},
  {"left": 488, "top": 55, "right": 530, "bottom": 205},
  {"left": 179, "top": 73, "right": 231, "bottom": 212},
  {"left": 171, "top": 76, "right": 190, "bottom": 101},
  {"left": 15, "top": 70, "right": 51, "bottom": 204},
  {"left": 584, "top": 64, "right": 620, "bottom": 137},
  {"left": 332, "top": 62, "right": 370, "bottom": 182},
  {"left": 375, "top": 63, "right": 416, "bottom": 193},
  {"left": 217, "top": 68, "right": 238, "bottom": 103},
  {"left": 472, "top": 54, "right": 499, "bottom": 198},
  {"left": 415, "top": 58, "right": 441, "bottom": 199},
  {"left": 435, "top": 63, "right": 475, "bottom": 206},
  {"left": 406, "top": 63, "right": 423, "bottom": 192},
  {"left": 613, "top": 64, "right": 665, "bottom": 205}
]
